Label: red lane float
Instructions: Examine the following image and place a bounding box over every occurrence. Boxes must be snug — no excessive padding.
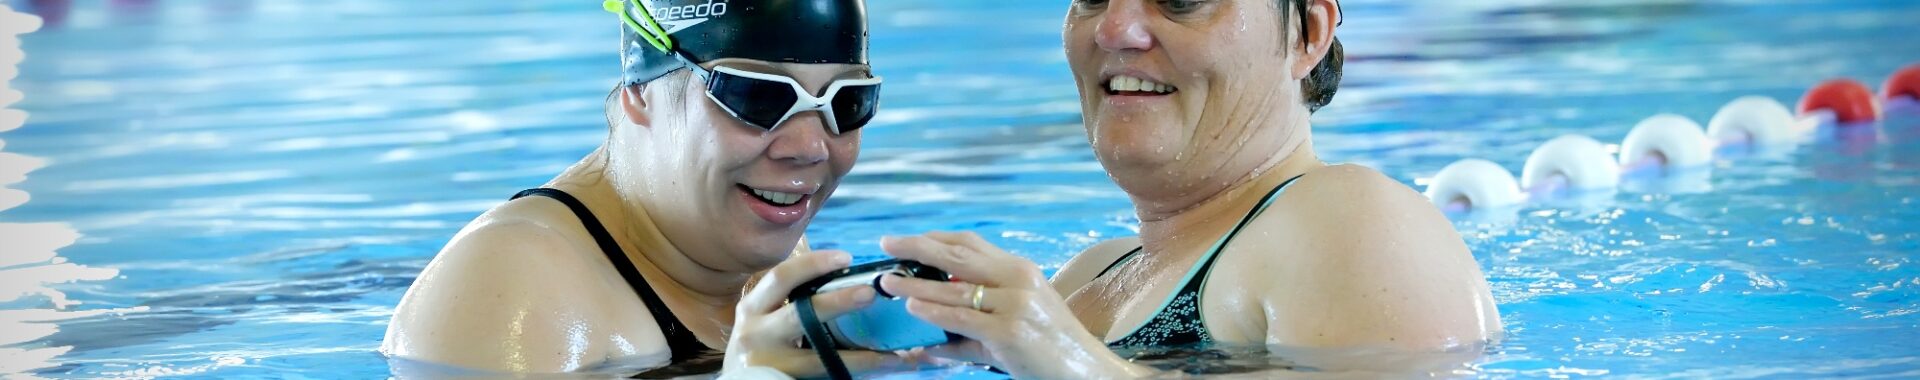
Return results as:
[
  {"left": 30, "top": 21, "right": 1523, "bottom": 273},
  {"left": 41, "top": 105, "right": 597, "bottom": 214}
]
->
[
  {"left": 1884, "top": 64, "right": 1920, "bottom": 103},
  {"left": 1797, "top": 79, "right": 1879, "bottom": 124}
]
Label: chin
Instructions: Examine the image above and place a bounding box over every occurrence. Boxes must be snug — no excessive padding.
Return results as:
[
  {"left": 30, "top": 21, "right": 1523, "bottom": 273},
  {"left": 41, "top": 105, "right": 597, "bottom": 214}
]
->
[
  {"left": 1090, "top": 124, "right": 1186, "bottom": 169},
  {"left": 734, "top": 229, "right": 807, "bottom": 266},
  {"left": 743, "top": 251, "right": 795, "bottom": 271}
]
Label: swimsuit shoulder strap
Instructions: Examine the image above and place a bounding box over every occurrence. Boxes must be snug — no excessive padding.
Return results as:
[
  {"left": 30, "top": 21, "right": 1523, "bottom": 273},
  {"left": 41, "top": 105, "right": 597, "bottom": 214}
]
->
[
  {"left": 1093, "top": 246, "right": 1145, "bottom": 280},
  {"left": 1103, "top": 175, "right": 1308, "bottom": 347},
  {"left": 1185, "top": 174, "right": 1307, "bottom": 291},
  {"left": 510, "top": 188, "right": 713, "bottom": 363}
]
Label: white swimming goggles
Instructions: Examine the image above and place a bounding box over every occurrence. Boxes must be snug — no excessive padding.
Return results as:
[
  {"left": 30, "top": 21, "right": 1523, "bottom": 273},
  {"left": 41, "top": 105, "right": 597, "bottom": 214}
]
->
[{"left": 674, "top": 53, "right": 884, "bottom": 135}]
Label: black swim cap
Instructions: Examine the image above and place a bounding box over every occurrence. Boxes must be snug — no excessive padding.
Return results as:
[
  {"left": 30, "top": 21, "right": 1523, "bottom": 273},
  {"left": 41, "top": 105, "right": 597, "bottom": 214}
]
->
[{"left": 609, "top": 0, "right": 869, "bottom": 86}]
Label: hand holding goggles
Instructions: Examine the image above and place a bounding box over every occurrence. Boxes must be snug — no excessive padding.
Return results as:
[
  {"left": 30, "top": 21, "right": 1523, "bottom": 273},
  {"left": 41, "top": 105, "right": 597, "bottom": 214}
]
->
[{"left": 605, "top": 0, "right": 883, "bottom": 135}]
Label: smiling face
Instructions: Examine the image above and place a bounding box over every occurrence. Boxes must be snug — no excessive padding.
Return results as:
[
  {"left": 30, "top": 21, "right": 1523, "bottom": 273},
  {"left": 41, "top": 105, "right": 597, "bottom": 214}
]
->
[
  {"left": 1065, "top": 0, "right": 1325, "bottom": 202},
  {"left": 611, "top": 60, "right": 869, "bottom": 271}
]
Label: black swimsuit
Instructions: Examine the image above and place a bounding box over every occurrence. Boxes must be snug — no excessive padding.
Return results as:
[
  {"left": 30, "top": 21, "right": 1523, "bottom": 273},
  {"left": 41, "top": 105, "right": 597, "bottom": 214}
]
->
[
  {"left": 510, "top": 188, "right": 718, "bottom": 376},
  {"left": 1096, "top": 175, "right": 1303, "bottom": 348}
]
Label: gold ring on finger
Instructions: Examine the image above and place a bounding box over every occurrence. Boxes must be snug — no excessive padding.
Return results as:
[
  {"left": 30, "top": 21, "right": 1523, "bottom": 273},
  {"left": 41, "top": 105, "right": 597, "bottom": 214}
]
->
[{"left": 970, "top": 284, "right": 986, "bottom": 311}]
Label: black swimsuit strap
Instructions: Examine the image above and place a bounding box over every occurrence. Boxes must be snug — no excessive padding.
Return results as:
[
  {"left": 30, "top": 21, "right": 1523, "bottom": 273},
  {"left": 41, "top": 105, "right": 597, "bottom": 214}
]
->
[
  {"left": 1094, "top": 247, "right": 1144, "bottom": 280},
  {"left": 1183, "top": 174, "right": 1304, "bottom": 293},
  {"left": 511, "top": 188, "right": 714, "bottom": 364},
  {"left": 1094, "top": 175, "right": 1305, "bottom": 284},
  {"left": 1103, "top": 175, "right": 1306, "bottom": 347}
]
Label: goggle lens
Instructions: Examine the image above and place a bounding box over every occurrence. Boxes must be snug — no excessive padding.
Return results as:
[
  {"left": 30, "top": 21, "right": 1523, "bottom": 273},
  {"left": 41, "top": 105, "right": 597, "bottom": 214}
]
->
[
  {"left": 708, "top": 72, "right": 801, "bottom": 129},
  {"left": 829, "top": 83, "right": 881, "bottom": 133}
]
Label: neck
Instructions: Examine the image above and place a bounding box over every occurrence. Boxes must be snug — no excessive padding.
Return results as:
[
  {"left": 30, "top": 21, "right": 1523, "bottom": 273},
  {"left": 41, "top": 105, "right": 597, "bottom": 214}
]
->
[
  {"left": 551, "top": 147, "right": 751, "bottom": 309},
  {"left": 1135, "top": 137, "right": 1323, "bottom": 257}
]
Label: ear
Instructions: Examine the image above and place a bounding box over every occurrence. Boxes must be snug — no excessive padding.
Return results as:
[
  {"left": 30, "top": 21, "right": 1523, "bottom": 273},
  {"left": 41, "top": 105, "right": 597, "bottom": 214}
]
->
[
  {"left": 619, "top": 84, "right": 655, "bottom": 128},
  {"left": 1289, "top": 0, "right": 1340, "bottom": 81}
]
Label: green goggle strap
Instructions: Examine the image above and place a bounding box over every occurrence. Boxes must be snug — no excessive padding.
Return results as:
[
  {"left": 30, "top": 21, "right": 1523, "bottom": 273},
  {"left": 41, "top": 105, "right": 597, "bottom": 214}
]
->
[{"left": 602, "top": 0, "right": 674, "bottom": 52}]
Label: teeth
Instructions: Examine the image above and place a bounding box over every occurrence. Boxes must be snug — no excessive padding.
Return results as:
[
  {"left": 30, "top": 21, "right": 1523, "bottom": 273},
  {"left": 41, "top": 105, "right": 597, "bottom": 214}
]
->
[
  {"left": 1107, "top": 75, "right": 1174, "bottom": 94},
  {"left": 750, "top": 188, "right": 804, "bottom": 206}
]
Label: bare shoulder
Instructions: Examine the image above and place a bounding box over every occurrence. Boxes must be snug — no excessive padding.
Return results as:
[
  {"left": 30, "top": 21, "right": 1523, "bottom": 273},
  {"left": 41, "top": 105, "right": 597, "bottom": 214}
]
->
[
  {"left": 1276, "top": 164, "right": 1458, "bottom": 249},
  {"left": 382, "top": 199, "right": 664, "bottom": 372},
  {"left": 1291, "top": 164, "right": 1434, "bottom": 212},
  {"left": 1231, "top": 164, "right": 1459, "bottom": 259},
  {"left": 1049, "top": 236, "right": 1143, "bottom": 296},
  {"left": 1223, "top": 164, "right": 1501, "bottom": 350}
]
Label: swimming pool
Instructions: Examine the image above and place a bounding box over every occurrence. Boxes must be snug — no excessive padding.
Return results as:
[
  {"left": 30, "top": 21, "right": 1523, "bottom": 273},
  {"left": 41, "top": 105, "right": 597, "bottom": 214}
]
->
[{"left": 3, "top": 0, "right": 1918, "bottom": 378}]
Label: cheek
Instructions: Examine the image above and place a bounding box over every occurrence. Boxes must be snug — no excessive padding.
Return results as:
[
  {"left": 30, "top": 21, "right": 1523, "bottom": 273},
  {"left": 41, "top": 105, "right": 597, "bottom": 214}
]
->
[
  {"left": 715, "top": 127, "right": 769, "bottom": 163},
  {"left": 1063, "top": 24, "right": 1096, "bottom": 66},
  {"left": 694, "top": 98, "right": 764, "bottom": 154},
  {"left": 829, "top": 134, "right": 861, "bottom": 177},
  {"left": 696, "top": 121, "right": 773, "bottom": 183}
]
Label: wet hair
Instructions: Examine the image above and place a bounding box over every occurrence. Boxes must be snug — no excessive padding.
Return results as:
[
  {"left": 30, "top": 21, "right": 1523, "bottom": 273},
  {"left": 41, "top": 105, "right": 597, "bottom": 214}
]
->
[{"left": 1282, "top": 0, "right": 1343, "bottom": 113}]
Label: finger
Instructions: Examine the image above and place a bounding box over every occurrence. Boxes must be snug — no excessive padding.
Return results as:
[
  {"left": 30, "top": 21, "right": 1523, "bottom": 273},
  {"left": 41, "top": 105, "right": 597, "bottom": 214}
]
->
[
  {"left": 742, "top": 250, "right": 852, "bottom": 313},
  {"left": 880, "top": 235, "right": 1009, "bottom": 287},
  {"left": 880, "top": 275, "right": 993, "bottom": 312},
  {"left": 838, "top": 350, "right": 918, "bottom": 374},
  {"left": 925, "top": 231, "right": 1049, "bottom": 287},
  {"left": 921, "top": 340, "right": 993, "bottom": 367},
  {"left": 771, "top": 349, "right": 914, "bottom": 378},
  {"left": 904, "top": 297, "right": 999, "bottom": 341},
  {"left": 757, "top": 286, "right": 877, "bottom": 343},
  {"left": 924, "top": 231, "right": 999, "bottom": 257}
]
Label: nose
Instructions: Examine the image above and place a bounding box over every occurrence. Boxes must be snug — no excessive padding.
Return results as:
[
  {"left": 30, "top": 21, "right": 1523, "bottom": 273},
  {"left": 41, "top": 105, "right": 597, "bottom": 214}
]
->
[
  {"left": 1094, "top": 0, "right": 1156, "bottom": 53},
  {"left": 766, "top": 111, "right": 832, "bottom": 166}
]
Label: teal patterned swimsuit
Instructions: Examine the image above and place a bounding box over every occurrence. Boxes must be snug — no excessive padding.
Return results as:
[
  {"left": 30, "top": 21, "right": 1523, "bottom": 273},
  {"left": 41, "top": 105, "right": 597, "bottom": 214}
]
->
[{"left": 1098, "top": 175, "right": 1303, "bottom": 348}]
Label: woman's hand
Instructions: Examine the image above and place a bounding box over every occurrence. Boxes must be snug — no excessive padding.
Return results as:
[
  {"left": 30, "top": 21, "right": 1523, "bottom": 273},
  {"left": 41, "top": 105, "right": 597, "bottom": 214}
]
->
[
  {"left": 879, "top": 232, "right": 1157, "bottom": 380},
  {"left": 723, "top": 250, "right": 913, "bottom": 378}
]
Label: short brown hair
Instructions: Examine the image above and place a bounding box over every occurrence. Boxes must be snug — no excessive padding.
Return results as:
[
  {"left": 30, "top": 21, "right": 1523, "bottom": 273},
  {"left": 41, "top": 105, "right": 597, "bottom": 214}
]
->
[{"left": 1282, "top": 0, "right": 1343, "bottom": 113}]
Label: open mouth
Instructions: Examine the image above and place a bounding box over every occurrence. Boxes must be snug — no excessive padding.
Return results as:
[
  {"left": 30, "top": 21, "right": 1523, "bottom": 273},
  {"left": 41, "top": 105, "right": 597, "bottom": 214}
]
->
[
  {"left": 740, "top": 185, "right": 808, "bottom": 207},
  {"left": 1104, "top": 74, "right": 1177, "bottom": 96}
]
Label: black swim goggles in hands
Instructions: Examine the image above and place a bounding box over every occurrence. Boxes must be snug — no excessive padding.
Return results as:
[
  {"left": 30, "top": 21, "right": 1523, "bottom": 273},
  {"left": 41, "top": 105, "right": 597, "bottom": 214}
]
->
[{"left": 671, "top": 53, "right": 883, "bottom": 135}]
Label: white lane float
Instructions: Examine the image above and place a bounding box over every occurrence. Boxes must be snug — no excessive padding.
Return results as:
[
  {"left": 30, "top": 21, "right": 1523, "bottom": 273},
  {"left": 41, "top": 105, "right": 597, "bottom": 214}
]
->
[
  {"left": 1619, "top": 113, "right": 1711, "bottom": 173},
  {"left": 1425, "top": 115, "right": 1729, "bottom": 211},
  {"left": 1426, "top": 61, "right": 1920, "bottom": 214},
  {"left": 1521, "top": 134, "right": 1619, "bottom": 195},
  {"left": 1423, "top": 115, "right": 1722, "bottom": 211},
  {"left": 1706, "top": 96, "right": 1798, "bottom": 151},
  {"left": 1424, "top": 159, "right": 1523, "bottom": 212},
  {"left": 1421, "top": 134, "right": 1623, "bottom": 211}
]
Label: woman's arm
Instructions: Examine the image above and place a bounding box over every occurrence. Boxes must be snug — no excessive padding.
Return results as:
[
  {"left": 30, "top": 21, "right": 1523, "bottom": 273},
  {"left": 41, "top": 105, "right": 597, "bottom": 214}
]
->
[
  {"left": 1241, "top": 165, "right": 1503, "bottom": 352},
  {"left": 383, "top": 219, "right": 667, "bottom": 373}
]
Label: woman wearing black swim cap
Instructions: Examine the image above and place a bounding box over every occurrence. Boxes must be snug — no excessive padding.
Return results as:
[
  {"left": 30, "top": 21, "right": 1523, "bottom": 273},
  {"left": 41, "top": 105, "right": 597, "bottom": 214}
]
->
[
  {"left": 865, "top": 0, "right": 1504, "bottom": 377},
  {"left": 383, "top": 0, "right": 899, "bottom": 377}
]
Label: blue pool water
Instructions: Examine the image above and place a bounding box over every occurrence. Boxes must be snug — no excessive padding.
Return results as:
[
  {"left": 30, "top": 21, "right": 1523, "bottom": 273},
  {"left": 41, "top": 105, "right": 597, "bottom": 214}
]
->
[{"left": 3, "top": 0, "right": 1918, "bottom": 378}]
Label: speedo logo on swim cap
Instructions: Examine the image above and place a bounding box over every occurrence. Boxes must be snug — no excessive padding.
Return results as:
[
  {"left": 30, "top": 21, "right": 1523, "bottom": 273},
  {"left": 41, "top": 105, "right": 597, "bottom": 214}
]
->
[{"left": 638, "top": 0, "right": 728, "bottom": 35}]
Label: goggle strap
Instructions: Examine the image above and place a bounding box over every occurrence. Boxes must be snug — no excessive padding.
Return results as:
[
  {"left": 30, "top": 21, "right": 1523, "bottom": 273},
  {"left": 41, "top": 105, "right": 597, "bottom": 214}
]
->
[{"left": 603, "top": 0, "right": 674, "bottom": 53}]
